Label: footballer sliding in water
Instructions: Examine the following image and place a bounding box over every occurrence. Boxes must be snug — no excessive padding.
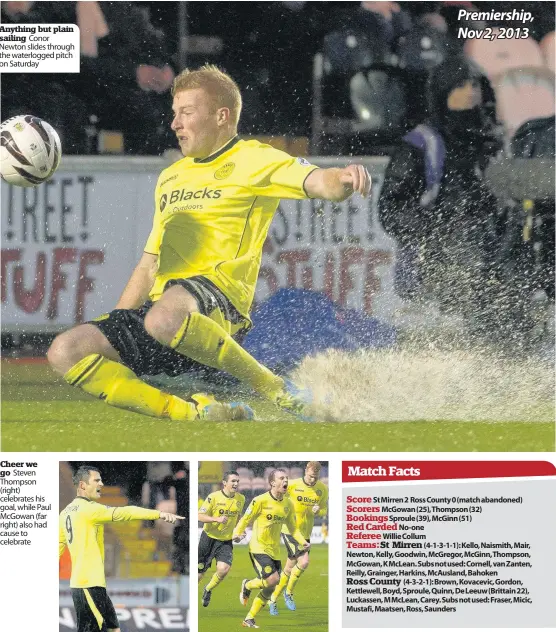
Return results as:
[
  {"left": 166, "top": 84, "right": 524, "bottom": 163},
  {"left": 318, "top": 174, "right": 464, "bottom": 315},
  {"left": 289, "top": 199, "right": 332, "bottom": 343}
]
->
[{"left": 2, "top": 65, "right": 370, "bottom": 422}]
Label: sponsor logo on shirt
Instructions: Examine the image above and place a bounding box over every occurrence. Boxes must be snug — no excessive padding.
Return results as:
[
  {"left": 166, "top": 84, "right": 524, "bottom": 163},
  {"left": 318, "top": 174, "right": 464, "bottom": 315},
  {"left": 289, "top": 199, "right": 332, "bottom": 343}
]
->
[
  {"left": 297, "top": 496, "right": 318, "bottom": 504},
  {"left": 266, "top": 513, "right": 284, "bottom": 522},
  {"left": 160, "top": 188, "right": 223, "bottom": 211},
  {"left": 214, "top": 161, "right": 235, "bottom": 180}
]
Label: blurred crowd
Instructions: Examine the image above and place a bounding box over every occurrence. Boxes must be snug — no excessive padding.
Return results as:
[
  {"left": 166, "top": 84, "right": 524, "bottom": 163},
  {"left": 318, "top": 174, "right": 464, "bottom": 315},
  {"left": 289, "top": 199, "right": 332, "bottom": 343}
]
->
[{"left": 2, "top": 1, "right": 553, "bottom": 153}]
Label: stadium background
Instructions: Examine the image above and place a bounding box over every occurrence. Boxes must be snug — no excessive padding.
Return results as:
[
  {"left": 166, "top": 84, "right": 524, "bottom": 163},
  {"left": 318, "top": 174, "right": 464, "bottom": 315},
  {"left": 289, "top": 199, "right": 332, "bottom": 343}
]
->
[
  {"left": 2, "top": 1, "right": 555, "bottom": 450},
  {"left": 198, "top": 461, "right": 328, "bottom": 632},
  {"left": 59, "top": 461, "right": 190, "bottom": 631}
]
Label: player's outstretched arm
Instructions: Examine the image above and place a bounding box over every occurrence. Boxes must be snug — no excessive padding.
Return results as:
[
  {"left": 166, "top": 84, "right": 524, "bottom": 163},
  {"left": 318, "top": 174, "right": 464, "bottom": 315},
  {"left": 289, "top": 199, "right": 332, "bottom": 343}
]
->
[
  {"left": 91, "top": 504, "right": 162, "bottom": 523},
  {"left": 304, "top": 165, "right": 371, "bottom": 202},
  {"left": 115, "top": 252, "right": 158, "bottom": 309}
]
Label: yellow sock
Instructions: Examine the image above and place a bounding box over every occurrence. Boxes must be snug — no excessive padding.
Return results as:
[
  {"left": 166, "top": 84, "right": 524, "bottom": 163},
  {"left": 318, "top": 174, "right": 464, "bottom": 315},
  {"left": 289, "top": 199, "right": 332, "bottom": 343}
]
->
[
  {"left": 246, "top": 592, "right": 269, "bottom": 620},
  {"left": 270, "top": 570, "right": 290, "bottom": 602},
  {"left": 287, "top": 564, "right": 305, "bottom": 594},
  {"left": 245, "top": 577, "right": 265, "bottom": 591},
  {"left": 171, "top": 312, "right": 284, "bottom": 398},
  {"left": 205, "top": 572, "right": 223, "bottom": 592},
  {"left": 64, "top": 354, "right": 197, "bottom": 421}
]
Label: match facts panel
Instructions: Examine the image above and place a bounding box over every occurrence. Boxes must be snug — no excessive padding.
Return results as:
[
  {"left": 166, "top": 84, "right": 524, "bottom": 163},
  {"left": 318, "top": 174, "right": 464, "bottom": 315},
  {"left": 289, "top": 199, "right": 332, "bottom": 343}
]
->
[{"left": 341, "top": 461, "right": 556, "bottom": 628}]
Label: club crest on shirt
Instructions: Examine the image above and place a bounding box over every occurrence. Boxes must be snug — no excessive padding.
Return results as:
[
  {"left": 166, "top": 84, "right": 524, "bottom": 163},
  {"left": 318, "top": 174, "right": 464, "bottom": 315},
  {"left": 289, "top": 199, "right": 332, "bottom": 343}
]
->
[
  {"left": 264, "top": 565, "right": 272, "bottom": 574},
  {"left": 316, "top": 489, "right": 322, "bottom": 496},
  {"left": 214, "top": 162, "right": 235, "bottom": 180}
]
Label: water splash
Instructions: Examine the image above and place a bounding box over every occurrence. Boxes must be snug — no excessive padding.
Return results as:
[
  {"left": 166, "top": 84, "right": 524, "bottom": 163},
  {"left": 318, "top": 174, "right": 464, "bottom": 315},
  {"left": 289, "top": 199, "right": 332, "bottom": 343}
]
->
[{"left": 293, "top": 348, "right": 554, "bottom": 422}]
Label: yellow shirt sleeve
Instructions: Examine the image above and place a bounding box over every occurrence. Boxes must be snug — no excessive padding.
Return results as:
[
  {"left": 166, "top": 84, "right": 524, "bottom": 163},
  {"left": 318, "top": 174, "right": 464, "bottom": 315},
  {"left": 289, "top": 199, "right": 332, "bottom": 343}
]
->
[
  {"left": 88, "top": 503, "right": 160, "bottom": 523},
  {"left": 59, "top": 522, "right": 67, "bottom": 558},
  {"left": 234, "top": 496, "right": 261, "bottom": 537},
  {"left": 249, "top": 145, "right": 319, "bottom": 199},
  {"left": 144, "top": 175, "right": 164, "bottom": 255},
  {"left": 199, "top": 494, "right": 214, "bottom": 517},
  {"left": 318, "top": 485, "right": 329, "bottom": 518}
]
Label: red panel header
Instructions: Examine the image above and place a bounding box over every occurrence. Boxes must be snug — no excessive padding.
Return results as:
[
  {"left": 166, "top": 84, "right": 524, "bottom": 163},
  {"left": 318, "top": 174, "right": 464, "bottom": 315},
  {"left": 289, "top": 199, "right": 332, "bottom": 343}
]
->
[{"left": 342, "top": 461, "right": 556, "bottom": 482}]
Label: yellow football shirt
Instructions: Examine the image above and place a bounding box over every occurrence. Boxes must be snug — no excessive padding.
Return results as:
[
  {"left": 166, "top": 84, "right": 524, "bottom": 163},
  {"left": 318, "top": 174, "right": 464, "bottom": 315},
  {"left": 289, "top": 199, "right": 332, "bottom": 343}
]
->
[
  {"left": 145, "top": 137, "right": 319, "bottom": 317},
  {"left": 282, "top": 477, "right": 329, "bottom": 540},
  {"left": 59, "top": 497, "right": 160, "bottom": 588},
  {"left": 199, "top": 490, "right": 245, "bottom": 541},
  {"left": 233, "top": 491, "right": 306, "bottom": 559}
]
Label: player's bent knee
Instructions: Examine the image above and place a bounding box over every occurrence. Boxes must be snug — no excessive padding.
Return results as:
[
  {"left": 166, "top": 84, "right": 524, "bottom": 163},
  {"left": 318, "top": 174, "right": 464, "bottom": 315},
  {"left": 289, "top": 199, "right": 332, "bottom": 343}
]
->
[
  {"left": 47, "top": 331, "right": 82, "bottom": 375},
  {"left": 47, "top": 325, "right": 118, "bottom": 376},
  {"left": 143, "top": 308, "right": 181, "bottom": 347}
]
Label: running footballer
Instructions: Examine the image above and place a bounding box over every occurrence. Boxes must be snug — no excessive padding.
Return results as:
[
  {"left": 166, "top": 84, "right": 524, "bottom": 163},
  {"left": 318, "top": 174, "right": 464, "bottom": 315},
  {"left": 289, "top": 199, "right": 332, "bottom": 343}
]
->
[
  {"left": 59, "top": 465, "right": 183, "bottom": 632},
  {"left": 269, "top": 461, "right": 328, "bottom": 614},
  {"left": 198, "top": 470, "right": 245, "bottom": 607},
  {"left": 233, "top": 469, "right": 308, "bottom": 629},
  {"left": 48, "top": 64, "right": 371, "bottom": 423}
]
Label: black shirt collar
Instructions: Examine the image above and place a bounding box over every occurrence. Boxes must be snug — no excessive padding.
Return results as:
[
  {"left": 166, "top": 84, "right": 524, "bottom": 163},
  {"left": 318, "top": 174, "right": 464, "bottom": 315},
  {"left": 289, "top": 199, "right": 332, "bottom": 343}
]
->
[
  {"left": 193, "top": 135, "right": 239, "bottom": 164},
  {"left": 75, "top": 496, "right": 92, "bottom": 502}
]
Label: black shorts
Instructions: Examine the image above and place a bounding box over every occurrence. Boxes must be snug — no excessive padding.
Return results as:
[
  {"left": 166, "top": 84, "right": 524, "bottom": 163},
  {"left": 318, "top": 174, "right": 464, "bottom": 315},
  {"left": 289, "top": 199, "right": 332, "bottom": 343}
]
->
[
  {"left": 198, "top": 531, "right": 233, "bottom": 573},
  {"left": 89, "top": 275, "right": 250, "bottom": 377},
  {"left": 71, "top": 587, "right": 119, "bottom": 632},
  {"left": 282, "top": 533, "right": 310, "bottom": 560},
  {"left": 249, "top": 553, "right": 282, "bottom": 579}
]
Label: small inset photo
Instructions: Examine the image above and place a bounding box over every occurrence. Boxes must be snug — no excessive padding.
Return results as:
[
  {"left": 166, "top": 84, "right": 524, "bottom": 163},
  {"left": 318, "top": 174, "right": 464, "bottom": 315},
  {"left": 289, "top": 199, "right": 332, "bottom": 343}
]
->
[
  {"left": 198, "top": 460, "right": 328, "bottom": 630},
  {"left": 59, "top": 461, "right": 190, "bottom": 632}
]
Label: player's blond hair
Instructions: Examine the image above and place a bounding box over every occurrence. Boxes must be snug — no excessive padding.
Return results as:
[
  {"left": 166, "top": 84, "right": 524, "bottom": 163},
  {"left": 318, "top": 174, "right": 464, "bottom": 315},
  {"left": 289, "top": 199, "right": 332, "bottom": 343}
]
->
[
  {"left": 306, "top": 461, "right": 322, "bottom": 474},
  {"left": 172, "top": 64, "right": 242, "bottom": 128}
]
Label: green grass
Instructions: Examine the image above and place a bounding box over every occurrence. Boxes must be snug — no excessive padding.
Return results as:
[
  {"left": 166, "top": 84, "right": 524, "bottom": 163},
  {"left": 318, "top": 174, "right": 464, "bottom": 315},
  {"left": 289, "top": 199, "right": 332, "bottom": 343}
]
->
[
  {"left": 2, "top": 361, "right": 553, "bottom": 452},
  {"left": 199, "top": 543, "right": 328, "bottom": 631}
]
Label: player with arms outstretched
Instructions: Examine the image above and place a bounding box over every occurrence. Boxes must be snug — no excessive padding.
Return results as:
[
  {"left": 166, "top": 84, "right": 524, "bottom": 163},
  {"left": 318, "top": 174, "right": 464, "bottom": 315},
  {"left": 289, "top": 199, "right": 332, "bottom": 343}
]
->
[
  {"left": 233, "top": 468, "right": 308, "bottom": 628},
  {"left": 59, "top": 465, "right": 183, "bottom": 632},
  {"left": 198, "top": 470, "right": 245, "bottom": 607},
  {"left": 269, "top": 461, "right": 328, "bottom": 615},
  {"left": 47, "top": 64, "right": 371, "bottom": 423}
]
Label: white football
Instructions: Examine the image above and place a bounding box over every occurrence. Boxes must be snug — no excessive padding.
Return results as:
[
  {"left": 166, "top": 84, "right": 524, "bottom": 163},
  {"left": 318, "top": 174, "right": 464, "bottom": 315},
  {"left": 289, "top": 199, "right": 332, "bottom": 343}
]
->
[{"left": 1, "top": 115, "right": 62, "bottom": 187}]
